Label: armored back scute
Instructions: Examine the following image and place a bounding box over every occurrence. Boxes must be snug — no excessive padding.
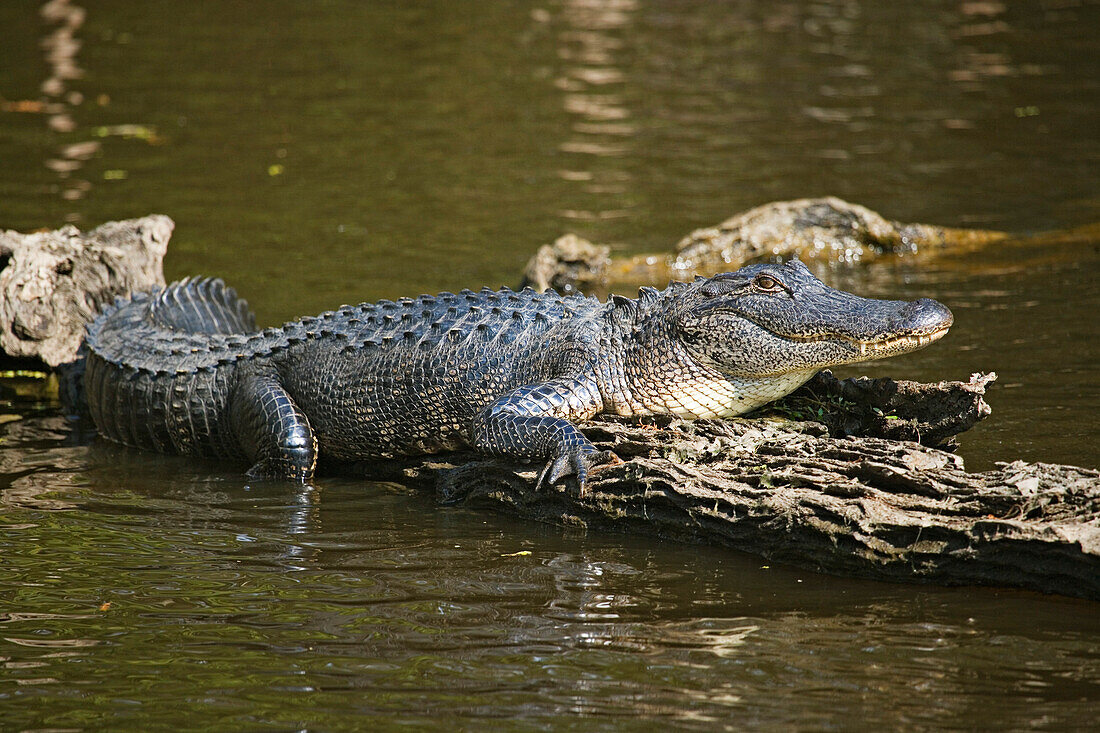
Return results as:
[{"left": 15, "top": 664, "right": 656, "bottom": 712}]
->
[
  {"left": 147, "top": 277, "right": 257, "bottom": 335},
  {"left": 82, "top": 278, "right": 263, "bottom": 461}
]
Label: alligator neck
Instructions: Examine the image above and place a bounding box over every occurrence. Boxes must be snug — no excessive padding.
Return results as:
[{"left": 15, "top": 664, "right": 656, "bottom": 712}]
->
[{"left": 599, "top": 290, "right": 818, "bottom": 419}]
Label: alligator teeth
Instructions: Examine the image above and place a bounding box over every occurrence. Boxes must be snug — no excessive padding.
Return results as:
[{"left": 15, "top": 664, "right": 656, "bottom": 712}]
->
[{"left": 857, "top": 328, "right": 949, "bottom": 355}]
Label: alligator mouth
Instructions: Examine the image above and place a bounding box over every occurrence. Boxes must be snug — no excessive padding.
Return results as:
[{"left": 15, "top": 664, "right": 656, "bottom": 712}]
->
[
  {"left": 853, "top": 325, "right": 952, "bottom": 356},
  {"left": 779, "top": 325, "right": 952, "bottom": 355}
]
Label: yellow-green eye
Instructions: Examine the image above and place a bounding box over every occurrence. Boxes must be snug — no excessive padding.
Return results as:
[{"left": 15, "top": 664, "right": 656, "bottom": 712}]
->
[{"left": 754, "top": 275, "right": 781, "bottom": 291}]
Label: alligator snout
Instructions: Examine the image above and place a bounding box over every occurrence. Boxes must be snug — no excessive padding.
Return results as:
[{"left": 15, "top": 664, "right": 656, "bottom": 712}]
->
[{"left": 890, "top": 298, "right": 954, "bottom": 335}]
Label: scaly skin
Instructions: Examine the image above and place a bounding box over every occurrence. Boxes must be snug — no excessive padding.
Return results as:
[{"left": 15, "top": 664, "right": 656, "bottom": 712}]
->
[{"left": 84, "top": 260, "right": 953, "bottom": 489}]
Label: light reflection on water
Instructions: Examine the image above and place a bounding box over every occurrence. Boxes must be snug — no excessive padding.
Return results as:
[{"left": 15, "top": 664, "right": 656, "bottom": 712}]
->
[
  {"left": 552, "top": 0, "right": 639, "bottom": 226},
  {"left": 1, "top": 0, "right": 1098, "bottom": 727},
  {"left": 3, "top": 412, "right": 1099, "bottom": 727}
]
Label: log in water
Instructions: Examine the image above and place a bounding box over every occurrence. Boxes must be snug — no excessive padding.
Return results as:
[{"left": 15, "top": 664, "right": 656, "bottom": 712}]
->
[{"left": 352, "top": 371, "right": 1100, "bottom": 601}]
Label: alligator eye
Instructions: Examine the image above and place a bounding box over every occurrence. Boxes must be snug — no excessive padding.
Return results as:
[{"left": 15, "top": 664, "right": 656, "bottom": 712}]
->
[{"left": 753, "top": 275, "right": 781, "bottom": 291}]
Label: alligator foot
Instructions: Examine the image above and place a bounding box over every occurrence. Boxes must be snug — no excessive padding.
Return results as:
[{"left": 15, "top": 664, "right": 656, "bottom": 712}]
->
[
  {"left": 245, "top": 457, "right": 315, "bottom": 483},
  {"left": 231, "top": 371, "right": 317, "bottom": 483},
  {"left": 536, "top": 446, "right": 620, "bottom": 496}
]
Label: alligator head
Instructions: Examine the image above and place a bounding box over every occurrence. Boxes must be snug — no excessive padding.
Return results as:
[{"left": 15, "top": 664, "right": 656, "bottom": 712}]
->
[{"left": 674, "top": 258, "right": 953, "bottom": 379}]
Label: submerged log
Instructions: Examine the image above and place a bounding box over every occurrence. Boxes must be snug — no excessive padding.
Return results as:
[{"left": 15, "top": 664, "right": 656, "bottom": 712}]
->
[
  {"left": 524, "top": 197, "right": 1008, "bottom": 292},
  {"left": 352, "top": 371, "right": 1100, "bottom": 601},
  {"left": 0, "top": 215, "right": 172, "bottom": 367},
  {"left": 665, "top": 196, "right": 1005, "bottom": 273}
]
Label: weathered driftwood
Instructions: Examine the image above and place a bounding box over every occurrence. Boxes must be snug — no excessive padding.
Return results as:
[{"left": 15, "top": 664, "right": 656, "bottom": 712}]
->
[
  {"left": 772, "top": 369, "right": 996, "bottom": 449},
  {"left": 524, "top": 197, "right": 1007, "bottom": 292},
  {"left": 350, "top": 371, "right": 1100, "bottom": 601},
  {"left": 0, "top": 215, "right": 172, "bottom": 367},
  {"left": 521, "top": 233, "right": 611, "bottom": 294},
  {"left": 667, "top": 196, "right": 1005, "bottom": 272}
]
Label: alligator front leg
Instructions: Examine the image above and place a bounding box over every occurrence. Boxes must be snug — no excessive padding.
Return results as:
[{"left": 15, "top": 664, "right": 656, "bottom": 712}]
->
[
  {"left": 229, "top": 371, "right": 317, "bottom": 482},
  {"left": 471, "top": 377, "right": 616, "bottom": 494}
]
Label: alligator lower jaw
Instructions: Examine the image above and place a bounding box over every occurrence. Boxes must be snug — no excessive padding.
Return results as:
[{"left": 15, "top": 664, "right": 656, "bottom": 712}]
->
[
  {"left": 853, "top": 325, "right": 952, "bottom": 357},
  {"left": 777, "top": 325, "right": 952, "bottom": 354}
]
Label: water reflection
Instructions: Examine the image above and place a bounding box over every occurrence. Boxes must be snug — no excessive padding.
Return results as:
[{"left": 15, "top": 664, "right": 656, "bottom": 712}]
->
[
  {"left": 0, "top": 0, "right": 1099, "bottom": 726},
  {"left": 39, "top": 0, "right": 95, "bottom": 216},
  {"left": 548, "top": 0, "right": 638, "bottom": 226},
  {"left": 948, "top": 0, "right": 1052, "bottom": 99},
  {"left": 1, "top": 412, "right": 1098, "bottom": 727},
  {"left": 0, "top": 414, "right": 87, "bottom": 510}
]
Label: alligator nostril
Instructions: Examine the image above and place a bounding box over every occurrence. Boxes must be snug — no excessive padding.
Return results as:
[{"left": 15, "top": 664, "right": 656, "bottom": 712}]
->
[{"left": 897, "top": 298, "right": 953, "bottom": 332}]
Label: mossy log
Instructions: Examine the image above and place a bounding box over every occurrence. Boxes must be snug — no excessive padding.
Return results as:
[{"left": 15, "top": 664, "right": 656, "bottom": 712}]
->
[{"left": 352, "top": 371, "right": 1100, "bottom": 601}]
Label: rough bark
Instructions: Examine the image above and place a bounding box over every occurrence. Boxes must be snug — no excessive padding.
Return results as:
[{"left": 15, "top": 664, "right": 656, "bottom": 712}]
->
[
  {"left": 0, "top": 215, "right": 172, "bottom": 367},
  {"left": 771, "top": 369, "right": 997, "bottom": 449},
  {"left": 352, "top": 371, "right": 1100, "bottom": 601}
]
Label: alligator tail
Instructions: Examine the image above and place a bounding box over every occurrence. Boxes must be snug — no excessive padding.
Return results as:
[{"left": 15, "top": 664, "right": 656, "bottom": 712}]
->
[
  {"left": 82, "top": 278, "right": 265, "bottom": 460},
  {"left": 148, "top": 277, "right": 257, "bottom": 335}
]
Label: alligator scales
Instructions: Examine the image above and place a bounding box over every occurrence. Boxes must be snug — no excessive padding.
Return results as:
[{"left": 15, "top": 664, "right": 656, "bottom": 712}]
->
[{"left": 84, "top": 260, "right": 953, "bottom": 489}]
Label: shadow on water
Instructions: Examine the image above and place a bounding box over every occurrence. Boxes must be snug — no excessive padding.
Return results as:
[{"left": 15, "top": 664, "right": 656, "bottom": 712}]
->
[{"left": 1, "top": 0, "right": 1099, "bottom": 727}]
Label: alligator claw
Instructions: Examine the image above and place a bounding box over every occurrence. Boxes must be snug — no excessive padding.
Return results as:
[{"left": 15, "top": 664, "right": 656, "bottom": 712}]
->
[{"left": 535, "top": 446, "right": 619, "bottom": 496}]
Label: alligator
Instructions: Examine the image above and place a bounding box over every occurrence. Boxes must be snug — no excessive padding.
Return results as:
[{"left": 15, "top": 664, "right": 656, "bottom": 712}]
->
[{"left": 83, "top": 259, "right": 953, "bottom": 490}]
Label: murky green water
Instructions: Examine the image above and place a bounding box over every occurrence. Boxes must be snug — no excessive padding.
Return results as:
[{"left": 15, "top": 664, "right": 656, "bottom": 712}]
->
[{"left": 2, "top": 0, "right": 1098, "bottom": 728}]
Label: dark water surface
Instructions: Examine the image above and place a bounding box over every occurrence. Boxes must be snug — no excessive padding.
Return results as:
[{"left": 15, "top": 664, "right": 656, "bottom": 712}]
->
[{"left": 2, "top": 0, "right": 1099, "bottom": 728}]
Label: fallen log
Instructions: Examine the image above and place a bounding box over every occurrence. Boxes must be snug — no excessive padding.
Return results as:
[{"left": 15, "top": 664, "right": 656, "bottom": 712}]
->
[
  {"left": 522, "top": 197, "right": 1010, "bottom": 292},
  {"left": 0, "top": 215, "right": 172, "bottom": 367},
  {"left": 521, "top": 233, "right": 612, "bottom": 294},
  {"left": 348, "top": 371, "right": 1100, "bottom": 601},
  {"left": 665, "top": 196, "right": 1005, "bottom": 273}
]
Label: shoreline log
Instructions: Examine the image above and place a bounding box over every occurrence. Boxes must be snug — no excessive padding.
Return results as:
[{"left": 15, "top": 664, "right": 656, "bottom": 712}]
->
[{"left": 521, "top": 197, "right": 1095, "bottom": 293}]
